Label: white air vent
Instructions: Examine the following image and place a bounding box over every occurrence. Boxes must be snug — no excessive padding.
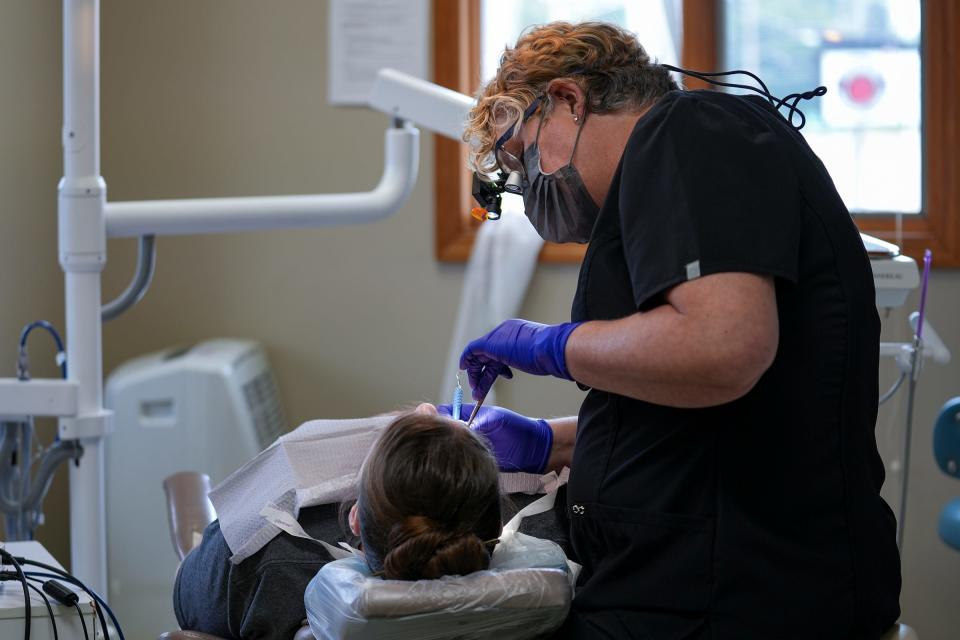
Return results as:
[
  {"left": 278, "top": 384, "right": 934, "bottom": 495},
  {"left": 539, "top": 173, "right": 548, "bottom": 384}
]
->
[
  {"left": 243, "top": 369, "right": 286, "bottom": 447},
  {"left": 104, "top": 338, "right": 287, "bottom": 638}
]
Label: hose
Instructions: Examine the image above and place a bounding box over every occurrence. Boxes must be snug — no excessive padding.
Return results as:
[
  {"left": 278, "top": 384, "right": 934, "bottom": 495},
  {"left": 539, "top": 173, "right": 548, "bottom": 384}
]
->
[
  {"left": 102, "top": 235, "right": 156, "bottom": 322},
  {"left": 23, "top": 440, "right": 83, "bottom": 516}
]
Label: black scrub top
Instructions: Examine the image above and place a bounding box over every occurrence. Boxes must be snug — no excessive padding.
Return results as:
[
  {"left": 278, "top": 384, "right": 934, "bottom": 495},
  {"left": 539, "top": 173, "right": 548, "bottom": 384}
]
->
[{"left": 563, "top": 90, "right": 901, "bottom": 640}]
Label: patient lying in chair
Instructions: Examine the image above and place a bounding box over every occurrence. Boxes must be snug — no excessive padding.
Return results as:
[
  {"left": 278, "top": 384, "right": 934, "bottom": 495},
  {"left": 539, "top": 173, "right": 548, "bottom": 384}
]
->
[{"left": 173, "top": 404, "right": 568, "bottom": 639}]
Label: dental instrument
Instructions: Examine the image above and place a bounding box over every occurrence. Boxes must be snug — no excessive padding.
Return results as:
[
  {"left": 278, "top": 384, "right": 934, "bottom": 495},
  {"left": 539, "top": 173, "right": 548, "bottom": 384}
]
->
[
  {"left": 896, "top": 249, "right": 934, "bottom": 550},
  {"left": 916, "top": 249, "right": 933, "bottom": 343},
  {"left": 452, "top": 375, "right": 463, "bottom": 423},
  {"left": 465, "top": 391, "right": 488, "bottom": 430}
]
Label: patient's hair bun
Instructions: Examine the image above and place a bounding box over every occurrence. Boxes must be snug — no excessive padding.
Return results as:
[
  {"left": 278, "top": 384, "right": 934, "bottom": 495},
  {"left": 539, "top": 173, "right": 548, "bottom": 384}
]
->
[
  {"left": 383, "top": 514, "right": 489, "bottom": 581},
  {"left": 359, "top": 413, "right": 501, "bottom": 581}
]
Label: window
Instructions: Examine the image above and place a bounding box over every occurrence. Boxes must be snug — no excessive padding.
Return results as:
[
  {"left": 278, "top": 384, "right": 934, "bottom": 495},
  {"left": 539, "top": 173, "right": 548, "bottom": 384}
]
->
[
  {"left": 724, "top": 0, "right": 922, "bottom": 214},
  {"left": 433, "top": 0, "right": 959, "bottom": 265}
]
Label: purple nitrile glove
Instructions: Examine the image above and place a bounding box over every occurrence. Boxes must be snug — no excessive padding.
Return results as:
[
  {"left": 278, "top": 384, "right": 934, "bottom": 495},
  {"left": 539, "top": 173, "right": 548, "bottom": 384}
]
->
[
  {"left": 459, "top": 319, "right": 583, "bottom": 400},
  {"left": 438, "top": 403, "right": 553, "bottom": 474}
]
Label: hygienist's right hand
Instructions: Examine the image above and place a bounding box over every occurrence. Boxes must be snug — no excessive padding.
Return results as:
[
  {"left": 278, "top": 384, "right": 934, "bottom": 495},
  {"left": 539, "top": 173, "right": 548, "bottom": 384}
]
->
[{"left": 437, "top": 403, "right": 553, "bottom": 474}]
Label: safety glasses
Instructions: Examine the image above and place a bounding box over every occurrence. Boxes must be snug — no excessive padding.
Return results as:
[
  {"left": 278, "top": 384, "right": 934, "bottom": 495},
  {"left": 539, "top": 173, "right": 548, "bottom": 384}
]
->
[
  {"left": 471, "top": 97, "right": 543, "bottom": 218},
  {"left": 493, "top": 97, "right": 542, "bottom": 188}
]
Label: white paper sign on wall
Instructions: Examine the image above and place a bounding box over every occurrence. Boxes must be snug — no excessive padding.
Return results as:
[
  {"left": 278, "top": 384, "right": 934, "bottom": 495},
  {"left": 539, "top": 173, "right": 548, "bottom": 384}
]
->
[{"left": 328, "top": 0, "right": 429, "bottom": 106}]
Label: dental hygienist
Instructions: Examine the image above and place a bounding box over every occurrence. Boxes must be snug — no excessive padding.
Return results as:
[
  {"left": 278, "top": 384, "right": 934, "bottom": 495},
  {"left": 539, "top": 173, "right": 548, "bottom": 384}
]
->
[{"left": 443, "top": 21, "right": 901, "bottom": 640}]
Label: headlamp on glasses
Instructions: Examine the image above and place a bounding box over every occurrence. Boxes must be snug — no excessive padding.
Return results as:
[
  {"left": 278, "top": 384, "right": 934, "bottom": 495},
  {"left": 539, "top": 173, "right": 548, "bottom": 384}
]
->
[
  {"left": 471, "top": 171, "right": 507, "bottom": 220},
  {"left": 469, "top": 97, "right": 542, "bottom": 220}
]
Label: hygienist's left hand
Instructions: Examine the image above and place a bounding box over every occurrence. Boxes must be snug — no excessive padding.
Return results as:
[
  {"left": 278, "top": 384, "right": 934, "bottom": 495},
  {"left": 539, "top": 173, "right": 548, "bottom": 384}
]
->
[
  {"left": 437, "top": 402, "right": 553, "bottom": 473},
  {"left": 459, "top": 319, "right": 583, "bottom": 400}
]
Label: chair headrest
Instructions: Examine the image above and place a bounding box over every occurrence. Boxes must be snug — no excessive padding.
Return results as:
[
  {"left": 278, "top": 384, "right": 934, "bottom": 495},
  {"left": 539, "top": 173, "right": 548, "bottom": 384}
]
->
[{"left": 305, "top": 532, "right": 573, "bottom": 640}]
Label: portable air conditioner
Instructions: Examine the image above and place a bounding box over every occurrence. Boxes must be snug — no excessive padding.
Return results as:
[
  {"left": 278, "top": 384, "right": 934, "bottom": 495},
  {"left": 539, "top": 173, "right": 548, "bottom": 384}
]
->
[{"left": 104, "top": 338, "right": 287, "bottom": 638}]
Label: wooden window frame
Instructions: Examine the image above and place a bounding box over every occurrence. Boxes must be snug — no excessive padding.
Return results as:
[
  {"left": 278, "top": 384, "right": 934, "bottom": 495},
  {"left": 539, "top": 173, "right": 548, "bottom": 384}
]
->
[{"left": 433, "top": 0, "right": 958, "bottom": 266}]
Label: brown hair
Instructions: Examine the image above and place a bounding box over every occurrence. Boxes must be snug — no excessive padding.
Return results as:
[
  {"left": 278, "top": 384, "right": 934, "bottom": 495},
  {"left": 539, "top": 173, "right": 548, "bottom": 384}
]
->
[
  {"left": 464, "top": 21, "right": 679, "bottom": 172},
  {"left": 357, "top": 412, "right": 501, "bottom": 580}
]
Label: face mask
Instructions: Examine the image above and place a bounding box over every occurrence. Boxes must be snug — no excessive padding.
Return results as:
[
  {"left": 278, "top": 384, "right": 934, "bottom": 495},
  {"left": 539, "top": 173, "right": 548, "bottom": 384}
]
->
[{"left": 521, "top": 114, "right": 600, "bottom": 244}]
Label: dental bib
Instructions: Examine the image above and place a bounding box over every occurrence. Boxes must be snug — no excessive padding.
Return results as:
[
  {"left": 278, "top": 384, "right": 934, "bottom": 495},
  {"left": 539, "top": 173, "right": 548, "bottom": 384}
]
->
[{"left": 209, "top": 416, "right": 569, "bottom": 563}]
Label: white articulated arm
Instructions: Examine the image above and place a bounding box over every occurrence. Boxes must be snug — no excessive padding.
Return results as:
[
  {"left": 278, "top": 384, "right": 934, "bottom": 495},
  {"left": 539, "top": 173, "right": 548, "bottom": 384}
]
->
[
  {"left": 0, "top": 379, "right": 79, "bottom": 419},
  {"left": 369, "top": 68, "right": 474, "bottom": 141},
  {"left": 104, "top": 124, "right": 419, "bottom": 238}
]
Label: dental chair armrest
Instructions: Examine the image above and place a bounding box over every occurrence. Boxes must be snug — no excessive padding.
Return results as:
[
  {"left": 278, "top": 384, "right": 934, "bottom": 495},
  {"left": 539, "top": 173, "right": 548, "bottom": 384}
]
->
[{"left": 163, "top": 471, "right": 217, "bottom": 561}]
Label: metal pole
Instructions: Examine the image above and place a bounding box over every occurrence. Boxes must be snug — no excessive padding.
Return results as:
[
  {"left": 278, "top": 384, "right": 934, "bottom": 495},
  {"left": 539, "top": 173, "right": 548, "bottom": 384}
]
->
[
  {"left": 896, "top": 338, "right": 922, "bottom": 551},
  {"left": 60, "top": 0, "right": 110, "bottom": 596}
]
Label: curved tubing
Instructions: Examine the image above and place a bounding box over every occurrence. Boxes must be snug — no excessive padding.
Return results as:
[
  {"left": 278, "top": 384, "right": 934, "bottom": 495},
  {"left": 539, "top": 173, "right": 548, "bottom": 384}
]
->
[
  {"left": 101, "top": 235, "right": 156, "bottom": 321},
  {"left": 0, "top": 427, "right": 81, "bottom": 521},
  {"left": 18, "top": 420, "right": 31, "bottom": 512},
  {"left": 103, "top": 124, "right": 419, "bottom": 238},
  {"left": 23, "top": 440, "right": 83, "bottom": 513},
  {"left": 0, "top": 424, "right": 21, "bottom": 512}
]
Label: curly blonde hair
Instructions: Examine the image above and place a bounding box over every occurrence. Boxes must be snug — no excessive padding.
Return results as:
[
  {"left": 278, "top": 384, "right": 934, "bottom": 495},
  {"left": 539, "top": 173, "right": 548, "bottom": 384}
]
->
[{"left": 464, "top": 21, "right": 679, "bottom": 172}]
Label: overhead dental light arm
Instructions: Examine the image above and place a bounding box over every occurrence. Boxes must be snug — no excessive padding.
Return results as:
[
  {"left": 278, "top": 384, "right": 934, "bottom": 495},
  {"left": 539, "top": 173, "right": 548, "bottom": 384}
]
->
[
  {"left": 105, "top": 123, "right": 419, "bottom": 238},
  {"left": 368, "top": 68, "right": 475, "bottom": 141},
  {"left": 104, "top": 69, "right": 474, "bottom": 238}
]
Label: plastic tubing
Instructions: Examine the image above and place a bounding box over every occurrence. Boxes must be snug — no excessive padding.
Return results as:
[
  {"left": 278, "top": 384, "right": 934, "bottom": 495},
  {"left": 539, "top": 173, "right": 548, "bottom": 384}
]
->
[
  {"left": 101, "top": 235, "right": 156, "bottom": 321},
  {"left": 23, "top": 440, "right": 83, "bottom": 515}
]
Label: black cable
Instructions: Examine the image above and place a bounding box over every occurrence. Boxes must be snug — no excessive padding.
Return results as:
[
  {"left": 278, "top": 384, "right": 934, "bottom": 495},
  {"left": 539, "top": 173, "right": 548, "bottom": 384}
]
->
[
  {"left": 42, "top": 578, "right": 79, "bottom": 607},
  {"left": 27, "top": 576, "right": 90, "bottom": 640},
  {"left": 5, "top": 574, "right": 90, "bottom": 640},
  {"left": 663, "top": 65, "right": 775, "bottom": 103},
  {"left": 0, "top": 574, "right": 56, "bottom": 638},
  {"left": 25, "top": 580, "right": 58, "bottom": 640},
  {"left": 0, "top": 550, "right": 31, "bottom": 640},
  {"left": 73, "top": 601, "right": 91, "bottom": 640},
  {"left": 23, "top": 570, "right": 112, "bottom": 640},
  {"left": 24, "top": 572, "right": 109, "bottom": 640},
  {"left": 660, "top": 63, "right": 827, "bottom": 130}
]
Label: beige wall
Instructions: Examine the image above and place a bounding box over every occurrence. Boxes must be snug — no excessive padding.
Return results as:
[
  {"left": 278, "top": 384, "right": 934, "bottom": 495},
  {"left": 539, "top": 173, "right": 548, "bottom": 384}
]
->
[
  {"left": 877, "top": 276, "right": 960, "bottom": 640},
  {"left": 97, "top": 0, "right": 582, "bottom": 426},
  {"left": 2, "top": 1, "right": 959, "bottom": 637},
  {"left": 0, "top": 1, "right": 69, "bottom": 564}
]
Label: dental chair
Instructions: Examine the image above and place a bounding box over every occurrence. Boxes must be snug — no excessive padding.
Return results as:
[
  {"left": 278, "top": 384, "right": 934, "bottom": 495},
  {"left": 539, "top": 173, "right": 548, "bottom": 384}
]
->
[
  {"left": 157, "top": 471, "right": 570, "bottom": 640},
  {"left": 157, "top": 471, "right": 916, "bottom": 640}
]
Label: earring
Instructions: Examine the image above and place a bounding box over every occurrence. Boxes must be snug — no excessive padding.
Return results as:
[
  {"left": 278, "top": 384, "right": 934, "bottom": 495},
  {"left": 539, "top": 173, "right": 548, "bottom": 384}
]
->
[{"left": 573, "top": 114, "right": 580, "bottom": 123}]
